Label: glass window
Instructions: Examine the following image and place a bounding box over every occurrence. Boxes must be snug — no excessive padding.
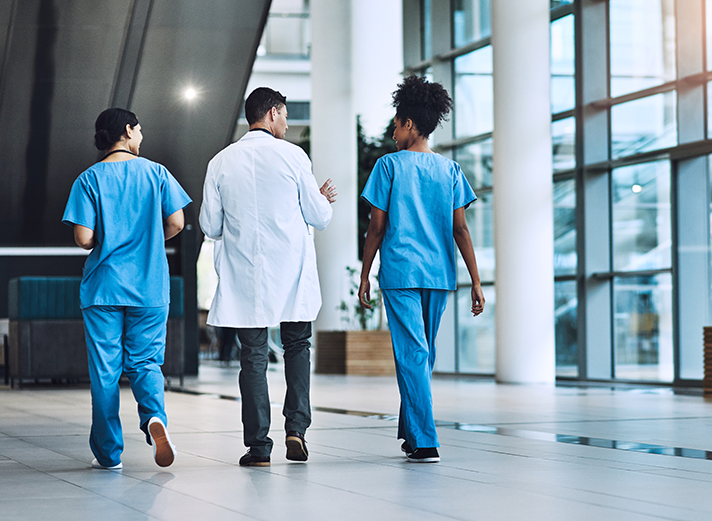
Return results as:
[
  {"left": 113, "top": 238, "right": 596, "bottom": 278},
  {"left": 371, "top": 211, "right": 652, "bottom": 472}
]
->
[
  {"left": 552, "top": 118, "right": 575, "bottom": 172},
  {"left": 422, "top": 0, "right": 432, "bottom": 60},
  {"left": 455, "top": 138, "right": 492, "bottom": 190},
  {"left": 453, "top": 0, "right": 491, "bottom": 48},
  {"left": 457, "top": 284, "right": 495, "bottom": 374},
  {"left": 610, "top": 92, "right": 677, "bottom": 159},
  {"left": 454, "top": 46, "right": 493, "bottom": 138},
  {"left": 611, "top": 161, "right": 671, "bottom": 272},
  {"left": 550, "top": 15, "right": 575, "bottom": 114},
  {"left": 613, "top": 273, "right": 673, "bottom": 382},
  {"left": 423, "top": 67, "right": 434, "bottom": 83},
  {"left": 286, "top": 101, "right": 310, "bottom": 121},
  {"left": 459, "top": 191, "right": 494, "bottom": 283},
  {"left": 707, "top": 0, "right": 712, "bottom": 70},
  {"left": 258, "top": 13, "right": 310, "bottom": 58},
  {"left": 555, "top": 280, "right": 578, "bottom": 377},
  {"left": 708, "top": 81, "right": 712, "bottom": 139},
  {"left": 551, "top": 0, "right": 573, "bottom": 7},
  {"left": 609, "top": 0, "right": 675, "bottom": 98},
  {"left": 554, "top": 178, "right": 576, "bottom": 276}
]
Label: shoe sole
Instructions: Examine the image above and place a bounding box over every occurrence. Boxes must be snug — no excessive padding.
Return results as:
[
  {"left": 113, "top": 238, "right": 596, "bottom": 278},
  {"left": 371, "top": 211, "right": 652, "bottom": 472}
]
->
[
  {"left": 285, "top": 436, "right": 308, "bottom": 462},
  {"left": 91, "top": 461, "right": 122, "bottom": 470},
  {"left": 239, "top": 460, "right": 271, "bottom": 467},
  {"left": 149, "top": 421, "right": 175, "bottom": 467},
  {"left": 406, "top": 457, "right": 440, "bottom": 463}
]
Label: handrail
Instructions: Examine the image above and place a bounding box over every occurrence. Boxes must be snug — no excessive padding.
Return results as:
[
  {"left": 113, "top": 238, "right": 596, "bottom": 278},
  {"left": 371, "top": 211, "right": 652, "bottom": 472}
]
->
[{"left": 0, "top": 247, "right": 177, "bottom": 256}]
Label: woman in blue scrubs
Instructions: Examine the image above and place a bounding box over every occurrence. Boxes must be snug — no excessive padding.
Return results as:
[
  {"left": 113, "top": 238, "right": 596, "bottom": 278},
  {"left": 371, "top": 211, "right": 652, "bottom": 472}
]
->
[
  {"left": 359, "top": 76, "right": 485, "bottom": 463},
  {"left": 63, "top": 108, "right": 192, "bottom": 469}
]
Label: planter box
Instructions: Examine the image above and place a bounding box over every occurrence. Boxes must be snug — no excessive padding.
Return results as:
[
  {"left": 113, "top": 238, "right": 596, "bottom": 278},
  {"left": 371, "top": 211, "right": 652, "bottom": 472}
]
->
[{"left": 316, "top": 330, "right": 394, "bottom": 376}]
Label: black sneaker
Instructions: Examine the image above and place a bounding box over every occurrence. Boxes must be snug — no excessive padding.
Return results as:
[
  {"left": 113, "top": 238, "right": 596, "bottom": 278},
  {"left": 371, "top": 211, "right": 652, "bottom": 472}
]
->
[
  {"left": 406, "top": 447, "right": 440, "bottom": 463},
  {"left": 239, "top": 450, "right": 270, "bottom": 467},
  {"left": 400, "top": 440, "right": 414, "bottom": 456},
  {"left": 285, "top": 431, "right": 309, "bottom": 462}
]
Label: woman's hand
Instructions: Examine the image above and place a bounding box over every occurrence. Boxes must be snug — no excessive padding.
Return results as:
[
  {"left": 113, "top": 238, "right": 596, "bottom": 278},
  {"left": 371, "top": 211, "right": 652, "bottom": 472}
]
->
[
  {"left": 471, "top": 283, "right": 485, "bottom": 316},
  {"left": 358, "top": 278, "right": 372, "bottom": 309}
]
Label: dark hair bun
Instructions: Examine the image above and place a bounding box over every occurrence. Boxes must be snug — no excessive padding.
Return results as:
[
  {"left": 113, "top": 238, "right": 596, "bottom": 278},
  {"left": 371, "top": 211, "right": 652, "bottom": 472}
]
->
[
  {"left": 94, "top": 129, "right": 114, "bottom": 151},
  {"left": 93, "top": 107, "right": 139, "bottom": 151}
]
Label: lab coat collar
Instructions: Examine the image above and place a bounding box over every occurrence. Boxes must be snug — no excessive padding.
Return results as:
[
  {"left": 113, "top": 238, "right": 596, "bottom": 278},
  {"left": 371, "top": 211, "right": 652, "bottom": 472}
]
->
[
  {"left": 241, "top": 129, "right": 276, "bottom": 142},
  {"left": 248, "top": 128, "right": 274, "bottom": 138}
]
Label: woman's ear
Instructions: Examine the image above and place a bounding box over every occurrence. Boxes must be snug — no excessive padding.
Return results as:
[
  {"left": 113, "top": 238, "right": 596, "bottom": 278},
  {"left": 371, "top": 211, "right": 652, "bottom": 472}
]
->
[
  {"left": 405, "top": 118, "right": 414, "bottom": 131},
  {"left": 124, "top": 123, "right": 133, "bottom": 139}
]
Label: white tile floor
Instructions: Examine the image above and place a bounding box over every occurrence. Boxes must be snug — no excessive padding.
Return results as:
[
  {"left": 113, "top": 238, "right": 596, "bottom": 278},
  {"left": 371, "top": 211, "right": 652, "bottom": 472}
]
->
[{"left": 3, "top": 364, "right": 712, "bottom": 520}]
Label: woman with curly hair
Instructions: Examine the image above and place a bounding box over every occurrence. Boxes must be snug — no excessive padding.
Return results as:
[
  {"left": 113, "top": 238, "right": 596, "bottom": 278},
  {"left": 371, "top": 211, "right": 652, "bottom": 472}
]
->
[{"left": 359, "top": 75, "right": 485, "bottom": 463}]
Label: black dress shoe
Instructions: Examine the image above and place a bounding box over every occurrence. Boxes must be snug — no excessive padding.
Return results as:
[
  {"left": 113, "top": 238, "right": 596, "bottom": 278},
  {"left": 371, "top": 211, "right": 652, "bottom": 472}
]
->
[
  {"left": 285, "top": 431, "right": 308, "bottom": 461},
  {"left": 239, "top": 450, "right": 270, "bottom": 467}
]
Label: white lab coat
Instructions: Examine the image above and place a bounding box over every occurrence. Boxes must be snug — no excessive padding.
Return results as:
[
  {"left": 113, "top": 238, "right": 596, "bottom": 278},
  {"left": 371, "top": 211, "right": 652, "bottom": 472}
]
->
[{"left": 199, "top": 131, "right": 332, "bottom": 328}]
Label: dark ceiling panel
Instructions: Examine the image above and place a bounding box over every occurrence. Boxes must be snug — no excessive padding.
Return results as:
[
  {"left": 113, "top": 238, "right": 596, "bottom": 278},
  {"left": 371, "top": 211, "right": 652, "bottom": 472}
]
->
[
  {"left": 0, "top": 0, "right": 269, "bottom": 245},
  {"left": 130, "top": 0, "right": 270, "bottom": 222},
  {"left": 0, "top": 0, "right": 131, "bottom": 244}
]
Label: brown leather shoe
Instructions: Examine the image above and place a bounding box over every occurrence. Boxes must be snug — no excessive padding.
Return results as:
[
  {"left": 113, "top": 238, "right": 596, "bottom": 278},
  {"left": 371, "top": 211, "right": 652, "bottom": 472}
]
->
[
  {"left": 239, "top": 450, "right": 270, "bottom": 467},
  {"left": 285, "top": 431, "right": 308, "bottom": 462}
]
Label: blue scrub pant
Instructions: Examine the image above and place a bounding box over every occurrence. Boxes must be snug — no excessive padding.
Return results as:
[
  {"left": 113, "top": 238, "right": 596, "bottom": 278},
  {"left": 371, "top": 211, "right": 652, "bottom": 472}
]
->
[
  {"left": 82, "top": 305, "right": 169, "bottom": 467},
  {"left": 382, "top": 288, "right": 448, "bottom": 450}
]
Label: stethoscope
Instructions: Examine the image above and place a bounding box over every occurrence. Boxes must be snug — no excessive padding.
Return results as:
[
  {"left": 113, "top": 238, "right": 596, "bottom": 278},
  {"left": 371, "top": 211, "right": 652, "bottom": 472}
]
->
[{"left": 101, "top": 149, "right": 137, "bottom": 160}]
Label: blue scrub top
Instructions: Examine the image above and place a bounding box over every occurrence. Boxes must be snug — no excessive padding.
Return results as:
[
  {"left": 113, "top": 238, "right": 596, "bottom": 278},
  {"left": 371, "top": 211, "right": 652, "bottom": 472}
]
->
[
  {"left": 361, "top": 151, "right": 476, "bottom": 291},
  {"left": 62, "top": 157, "right": 192, "bottom": 308}
]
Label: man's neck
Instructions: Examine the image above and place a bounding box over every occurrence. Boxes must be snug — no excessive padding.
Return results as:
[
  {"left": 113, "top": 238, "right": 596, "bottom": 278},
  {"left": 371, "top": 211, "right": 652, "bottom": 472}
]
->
[{"left": 249, "top": 125, "right": 273, "bottom": 137}]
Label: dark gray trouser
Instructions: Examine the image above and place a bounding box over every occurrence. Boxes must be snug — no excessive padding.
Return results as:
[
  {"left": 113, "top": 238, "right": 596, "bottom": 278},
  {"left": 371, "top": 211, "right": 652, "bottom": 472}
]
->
[{"left": 236, "top": 321, "right": 312, "bottom": 457}]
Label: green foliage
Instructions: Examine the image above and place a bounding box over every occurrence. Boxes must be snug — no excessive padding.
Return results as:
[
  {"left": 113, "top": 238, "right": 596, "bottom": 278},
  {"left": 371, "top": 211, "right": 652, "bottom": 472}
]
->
[
  {"left": 338, "top": 266, "right": 380, "bottom": 330},
  {"left": 358, "top": 117, "right": 397, "bottom": 258},
  {"left": 294, "top": 119, "right": 396, "bottom": 259}
]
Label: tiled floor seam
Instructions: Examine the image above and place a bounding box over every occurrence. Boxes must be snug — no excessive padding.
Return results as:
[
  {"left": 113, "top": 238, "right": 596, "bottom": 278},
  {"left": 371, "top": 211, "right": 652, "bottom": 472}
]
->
[{"left": 167, "top": 387, "right": 712, "bottom": 462}]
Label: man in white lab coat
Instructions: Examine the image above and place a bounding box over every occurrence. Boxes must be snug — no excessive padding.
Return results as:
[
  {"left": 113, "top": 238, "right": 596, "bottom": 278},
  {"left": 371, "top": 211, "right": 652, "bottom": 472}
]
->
[{"left": 200, "top": 87, "right": 337, "bottom": 467}]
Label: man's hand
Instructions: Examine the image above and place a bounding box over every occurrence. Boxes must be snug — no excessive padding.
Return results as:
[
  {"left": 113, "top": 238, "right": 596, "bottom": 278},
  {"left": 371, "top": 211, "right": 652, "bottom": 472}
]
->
[
  {"left": 358, "top": 278, "right": 372, "bottom": 309},
  {"left": 471, "top": 283, "right": 485, "bottom": 316},
  {"left": 320, "top": 178, "right": 338, "bottom": 203}
]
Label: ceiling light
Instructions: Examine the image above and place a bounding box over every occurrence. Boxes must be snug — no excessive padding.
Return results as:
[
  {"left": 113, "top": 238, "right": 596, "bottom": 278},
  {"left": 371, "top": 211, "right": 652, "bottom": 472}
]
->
[
  {"left": 184, "top": 88, "right": 197, "bottom": 100},
  {"left": 632, "top": 184, "right": 642, "bottom": 193}
]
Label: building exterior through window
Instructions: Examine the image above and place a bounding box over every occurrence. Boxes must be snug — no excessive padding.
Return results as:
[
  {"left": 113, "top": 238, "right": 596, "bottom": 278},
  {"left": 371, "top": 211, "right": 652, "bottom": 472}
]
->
[{"left": 404, "top": 0, "right": 712, "bottom": 386}]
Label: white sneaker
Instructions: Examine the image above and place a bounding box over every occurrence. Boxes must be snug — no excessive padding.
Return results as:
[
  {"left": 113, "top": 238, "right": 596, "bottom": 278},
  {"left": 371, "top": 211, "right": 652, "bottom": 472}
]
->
[
  {"left": 148, "top": 417, "right": 176, "bottom": 467},
  {"left": 91, "top": 458, "right": 123, "bottom": 470}
]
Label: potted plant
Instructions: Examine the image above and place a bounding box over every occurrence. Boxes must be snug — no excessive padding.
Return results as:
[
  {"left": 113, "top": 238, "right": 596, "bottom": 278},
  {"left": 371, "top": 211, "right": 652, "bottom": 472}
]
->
[
  {"left": 316, "top": 266, "right": 394, "bottom": 376},
  {"left": 315, "top": 119, "right": 397, "bottom": 376}
]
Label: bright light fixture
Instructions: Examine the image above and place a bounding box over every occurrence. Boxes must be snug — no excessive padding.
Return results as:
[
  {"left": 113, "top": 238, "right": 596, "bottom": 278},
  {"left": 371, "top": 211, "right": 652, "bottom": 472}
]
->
[
  {"left": 632, "top": 184, "right": 642, "bottom": 193},
  {"left": 184, "top": 88, "right": 197, "bottom": 100}
]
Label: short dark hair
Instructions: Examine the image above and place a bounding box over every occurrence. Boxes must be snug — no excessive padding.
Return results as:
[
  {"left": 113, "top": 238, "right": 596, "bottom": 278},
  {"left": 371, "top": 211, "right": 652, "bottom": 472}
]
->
[
  {"left": 244, "top": 87, "right": 287, "bottom": 125},
  {"left": 94, "top": 107, "right": 139, "bottom": 151},
  {"left": 392, "top": 75, "right": 453, "bottom": 137}
]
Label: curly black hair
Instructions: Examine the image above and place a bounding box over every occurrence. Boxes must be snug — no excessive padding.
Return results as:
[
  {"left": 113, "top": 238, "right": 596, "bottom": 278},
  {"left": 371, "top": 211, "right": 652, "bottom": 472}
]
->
[{"left": 392, "top": 75, "right": 453, "bottom": 137}]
